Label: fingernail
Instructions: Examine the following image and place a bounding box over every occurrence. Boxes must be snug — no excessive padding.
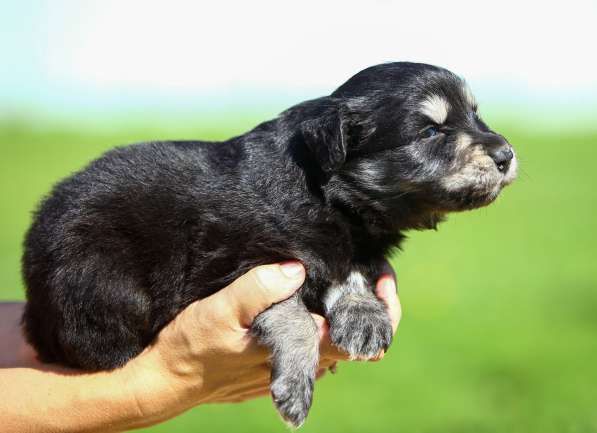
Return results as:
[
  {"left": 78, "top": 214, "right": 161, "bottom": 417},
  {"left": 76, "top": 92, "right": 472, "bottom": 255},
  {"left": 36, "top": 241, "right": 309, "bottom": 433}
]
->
[
  {"left": 381, "top": 275, "right": 396, "bottom": 293},
  {"left": 279, "top": 261, "right": 305, "bottom": 279},
  {"left": 312, "top": 315, "right": 325, "bottom": 329},
  {"left": 312, "top": 315, "right": 327, "bottom": 338}
]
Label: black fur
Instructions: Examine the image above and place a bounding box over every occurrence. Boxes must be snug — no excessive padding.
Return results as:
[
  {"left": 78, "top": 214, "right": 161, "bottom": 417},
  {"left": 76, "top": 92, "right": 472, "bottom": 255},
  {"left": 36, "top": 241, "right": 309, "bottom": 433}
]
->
[{"left": 22, "top": 62, "right": 516, "bottom": 426}]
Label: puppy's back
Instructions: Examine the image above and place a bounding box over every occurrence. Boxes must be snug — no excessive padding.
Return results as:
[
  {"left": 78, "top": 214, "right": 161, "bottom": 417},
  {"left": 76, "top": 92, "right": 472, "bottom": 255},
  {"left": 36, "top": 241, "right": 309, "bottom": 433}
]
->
[{"left": 22, "top": 140, "right": 223, "bottom": 369}]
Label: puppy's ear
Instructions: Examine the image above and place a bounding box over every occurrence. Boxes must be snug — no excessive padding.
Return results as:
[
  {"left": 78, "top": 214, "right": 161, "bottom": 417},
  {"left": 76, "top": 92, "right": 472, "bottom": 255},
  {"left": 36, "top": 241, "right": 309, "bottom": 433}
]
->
[{"left": 300, "top": 106, "right": 347, "bottom": 173}]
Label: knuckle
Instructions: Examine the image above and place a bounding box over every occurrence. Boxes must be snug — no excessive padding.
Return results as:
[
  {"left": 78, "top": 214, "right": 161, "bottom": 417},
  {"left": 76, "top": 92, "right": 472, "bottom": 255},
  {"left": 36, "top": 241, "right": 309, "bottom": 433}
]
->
[
  {"left": 251, "top": 266, "right": 277, "bottom": 297},
  {"left": 205, "top": 296, "right": 233, "bottom": 325}
]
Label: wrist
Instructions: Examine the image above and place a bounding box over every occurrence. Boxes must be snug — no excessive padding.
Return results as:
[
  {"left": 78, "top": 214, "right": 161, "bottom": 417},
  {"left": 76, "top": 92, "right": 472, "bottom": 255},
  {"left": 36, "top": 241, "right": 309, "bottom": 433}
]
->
[{"left": 120, "top": 345, "right": 207, "bottom": 426}]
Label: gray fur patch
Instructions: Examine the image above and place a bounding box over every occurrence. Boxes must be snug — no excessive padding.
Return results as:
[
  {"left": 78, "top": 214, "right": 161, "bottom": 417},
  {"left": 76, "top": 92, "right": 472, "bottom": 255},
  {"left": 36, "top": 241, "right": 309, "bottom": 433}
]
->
[
  {"left": 324, "top": 270, "right": 368, "bottom": 313},
  {"left": 251, "top": 294, "right": 319, "bottom": 428}
]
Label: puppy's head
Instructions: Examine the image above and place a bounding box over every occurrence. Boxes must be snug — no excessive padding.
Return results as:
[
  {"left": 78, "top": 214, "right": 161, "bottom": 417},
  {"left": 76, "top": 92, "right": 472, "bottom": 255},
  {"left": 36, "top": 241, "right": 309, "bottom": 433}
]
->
[{"left": 299, "top": 62, "right": 517, "bottom": 220}]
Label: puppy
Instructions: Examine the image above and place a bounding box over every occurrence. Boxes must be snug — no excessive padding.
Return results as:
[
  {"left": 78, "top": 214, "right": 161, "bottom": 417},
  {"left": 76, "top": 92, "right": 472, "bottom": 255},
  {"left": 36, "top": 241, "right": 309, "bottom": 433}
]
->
[{"left": 22, "top": 62, "right": 517, "bottom": 427}]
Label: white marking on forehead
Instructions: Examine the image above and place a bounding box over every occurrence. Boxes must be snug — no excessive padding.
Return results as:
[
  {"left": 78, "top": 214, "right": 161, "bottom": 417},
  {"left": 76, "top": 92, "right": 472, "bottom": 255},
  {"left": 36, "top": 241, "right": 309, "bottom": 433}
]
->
[
  {"left": 420, "top": 94, "right": 450, "bottom": 124},
  {"left": 462, "top": 83, "right": 477, "bottom": 109},
  {"left": 324, "top": 270, "right": 368, "bottom": 313}
]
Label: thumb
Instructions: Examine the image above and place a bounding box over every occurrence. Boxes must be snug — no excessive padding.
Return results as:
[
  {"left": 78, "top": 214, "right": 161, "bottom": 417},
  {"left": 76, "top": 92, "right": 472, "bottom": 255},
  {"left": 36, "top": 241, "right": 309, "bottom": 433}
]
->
[{"left": 217, "top": 262, "right": 305, "bottom": 327}]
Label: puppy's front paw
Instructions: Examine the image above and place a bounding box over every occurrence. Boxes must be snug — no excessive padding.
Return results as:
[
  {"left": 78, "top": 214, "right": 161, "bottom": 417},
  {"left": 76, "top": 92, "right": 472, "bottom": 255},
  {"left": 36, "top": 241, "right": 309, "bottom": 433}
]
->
[
  {"left": 328, "top": 296, "right": 393, "bottom": 359},
  {"left": 271, "top": 368, "right": 314, "bottom": 428}
]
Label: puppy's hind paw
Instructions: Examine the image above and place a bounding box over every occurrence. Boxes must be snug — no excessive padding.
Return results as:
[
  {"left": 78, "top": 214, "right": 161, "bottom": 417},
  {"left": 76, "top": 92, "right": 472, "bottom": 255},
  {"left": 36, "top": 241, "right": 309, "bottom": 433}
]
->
[
  {"left": 271, "top": 371, "right": 314, "bottom": 428},
  {"left": 250, "top": 294, "right": 320, "bottom": 427}
]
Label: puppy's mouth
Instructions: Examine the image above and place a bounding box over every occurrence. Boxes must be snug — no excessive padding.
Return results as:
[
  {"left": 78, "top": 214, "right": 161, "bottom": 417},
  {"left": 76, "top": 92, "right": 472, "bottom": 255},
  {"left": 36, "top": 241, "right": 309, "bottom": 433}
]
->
[
  {"left": 440, "top": 146, "right": 518, "bottom": 210},
  {"left": 499, "top": 150, "right": 518, "bottom": 187}
]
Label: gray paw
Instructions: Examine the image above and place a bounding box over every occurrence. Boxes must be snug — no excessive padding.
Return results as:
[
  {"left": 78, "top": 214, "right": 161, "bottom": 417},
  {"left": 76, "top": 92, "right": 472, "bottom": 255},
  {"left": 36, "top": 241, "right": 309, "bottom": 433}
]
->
[
  {"left": 270, "top": 369, "right": 314, "bottom": 428},
  {"left": 328, "top": 296, "right": 393, "bottom": 359},
  {"left": 250, "top": 295, "right": 320, "bottom": 427}
]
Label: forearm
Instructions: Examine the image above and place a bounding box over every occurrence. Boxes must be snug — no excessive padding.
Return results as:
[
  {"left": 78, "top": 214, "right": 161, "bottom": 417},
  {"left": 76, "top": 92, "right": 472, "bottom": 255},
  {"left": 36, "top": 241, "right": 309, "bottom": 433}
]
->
[
  {"left": 0, "top": 364, "right": 141, "bottom": 433},
  {"left": 0, "top": 303, "right": 192, "bottom": 433}
]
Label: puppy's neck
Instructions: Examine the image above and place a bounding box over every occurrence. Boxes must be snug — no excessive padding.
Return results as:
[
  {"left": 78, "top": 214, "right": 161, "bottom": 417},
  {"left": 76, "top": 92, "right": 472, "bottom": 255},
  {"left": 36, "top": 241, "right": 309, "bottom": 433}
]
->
[{"left": 322, "top": 177, "right": 444, "bottom": 253}]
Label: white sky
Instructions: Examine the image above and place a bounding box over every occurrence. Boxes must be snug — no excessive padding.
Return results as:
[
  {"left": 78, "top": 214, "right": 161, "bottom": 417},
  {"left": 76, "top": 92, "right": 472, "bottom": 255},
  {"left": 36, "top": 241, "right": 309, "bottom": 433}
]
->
[{"left": 2, "top": 0, "right": 597, "bottom": 117}]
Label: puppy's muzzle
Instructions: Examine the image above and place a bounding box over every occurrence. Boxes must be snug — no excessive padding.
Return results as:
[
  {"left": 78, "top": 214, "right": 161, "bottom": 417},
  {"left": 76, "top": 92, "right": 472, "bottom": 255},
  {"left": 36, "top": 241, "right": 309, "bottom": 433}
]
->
[
  {"left": 489, "top": 147, "right": 514, "bottom": 172},
  {"left": 474, "top": 132, "right": 514, "bottom": 173}
]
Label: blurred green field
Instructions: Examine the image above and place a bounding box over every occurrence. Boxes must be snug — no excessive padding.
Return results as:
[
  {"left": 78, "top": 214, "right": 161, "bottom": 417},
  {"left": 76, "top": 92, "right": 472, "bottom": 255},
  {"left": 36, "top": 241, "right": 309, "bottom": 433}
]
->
[{"left": 1, "top": 117, "right": 596, "bottom": 433}]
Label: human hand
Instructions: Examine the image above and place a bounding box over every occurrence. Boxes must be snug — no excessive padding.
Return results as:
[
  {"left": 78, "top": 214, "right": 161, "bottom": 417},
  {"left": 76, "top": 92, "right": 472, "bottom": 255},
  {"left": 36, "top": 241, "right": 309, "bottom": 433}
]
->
[{"left": 122, "top": 261, "right": 401, "bottom": 427}]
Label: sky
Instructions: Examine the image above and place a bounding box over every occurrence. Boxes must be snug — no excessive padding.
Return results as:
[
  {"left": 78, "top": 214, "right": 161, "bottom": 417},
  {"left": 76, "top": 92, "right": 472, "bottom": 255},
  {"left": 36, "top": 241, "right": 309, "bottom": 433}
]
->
[{"left": 2, "top": 0, "right": 596, "bottom": 125}]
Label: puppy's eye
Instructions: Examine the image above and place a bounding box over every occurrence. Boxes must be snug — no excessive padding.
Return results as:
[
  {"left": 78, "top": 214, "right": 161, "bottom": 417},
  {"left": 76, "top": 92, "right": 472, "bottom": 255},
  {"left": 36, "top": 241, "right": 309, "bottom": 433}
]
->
[{"left": 421, "top": 126, "right": 439, "bottom": 138}]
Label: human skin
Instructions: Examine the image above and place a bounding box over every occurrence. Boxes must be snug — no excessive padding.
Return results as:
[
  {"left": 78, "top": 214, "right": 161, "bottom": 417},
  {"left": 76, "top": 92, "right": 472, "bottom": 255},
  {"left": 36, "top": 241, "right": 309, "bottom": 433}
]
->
[{"left": 0, "top": 262, "right": 400, "bottom": 433}]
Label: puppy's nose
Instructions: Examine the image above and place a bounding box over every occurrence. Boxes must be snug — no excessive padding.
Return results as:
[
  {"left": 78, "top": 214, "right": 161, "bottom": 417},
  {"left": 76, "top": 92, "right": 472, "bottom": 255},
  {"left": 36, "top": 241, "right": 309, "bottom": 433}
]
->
[{"left": 489, "top": 147, "right": 513, "bottom": 172}]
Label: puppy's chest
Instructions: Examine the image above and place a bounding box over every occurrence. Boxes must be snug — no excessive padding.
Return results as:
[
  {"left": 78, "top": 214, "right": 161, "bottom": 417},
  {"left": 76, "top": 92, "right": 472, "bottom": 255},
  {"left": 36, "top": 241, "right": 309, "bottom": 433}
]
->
[
  {"left": 301, "top": 266, "right": 376, "bottom": 315},
  {"left": 322, "top": 270, "right": 372, "bottom": 313}
]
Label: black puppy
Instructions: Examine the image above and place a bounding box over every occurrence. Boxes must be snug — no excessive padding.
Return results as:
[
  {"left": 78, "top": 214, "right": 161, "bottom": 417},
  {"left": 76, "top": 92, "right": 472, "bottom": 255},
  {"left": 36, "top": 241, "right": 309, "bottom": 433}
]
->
[{"left": 22, "top": 62, "right": 517, "bottom": 426}]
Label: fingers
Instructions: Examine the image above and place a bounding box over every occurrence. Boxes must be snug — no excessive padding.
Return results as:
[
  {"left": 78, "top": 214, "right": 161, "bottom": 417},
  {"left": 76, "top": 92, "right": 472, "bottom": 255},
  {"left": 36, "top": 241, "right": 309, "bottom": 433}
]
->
[
  {"left": 215, "top": 364, "right": 333, "bottom": 404},
  {"left": 375, "top": 274, "right": 401, "bottom": 334},
  {"left": 316, "top": 368, "right": 328, "bottom": 379},
  {"left": 207, "top": 262, "right": 306, "bottom": 328},
  {"left": 378, "top": 259, "right": 397, "bottom": 285},
  {"left": 313, "top": 314, "right": 350, "bottom": 361},
  {"left": 216, "top": 364, "right": 336, "bottom": 404},
  {"left": 218, "top": 363, "right": 335, "bottom": 404},
  {"left": 219, "top": 386, "right": 271, "bottom": 403}
]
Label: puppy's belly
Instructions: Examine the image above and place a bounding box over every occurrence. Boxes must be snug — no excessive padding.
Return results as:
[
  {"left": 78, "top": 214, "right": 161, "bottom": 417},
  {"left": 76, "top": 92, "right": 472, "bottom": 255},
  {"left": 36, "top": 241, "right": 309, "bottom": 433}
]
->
[{"left": 22, "top": 208, "right": 314, "bottom": 370}]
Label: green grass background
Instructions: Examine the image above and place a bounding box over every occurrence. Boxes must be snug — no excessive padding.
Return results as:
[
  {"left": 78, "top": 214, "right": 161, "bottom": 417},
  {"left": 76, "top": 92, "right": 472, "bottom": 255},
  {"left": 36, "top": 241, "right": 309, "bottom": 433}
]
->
[{"left": 1, "top": 116, "right": 596, "bottom": 432}]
